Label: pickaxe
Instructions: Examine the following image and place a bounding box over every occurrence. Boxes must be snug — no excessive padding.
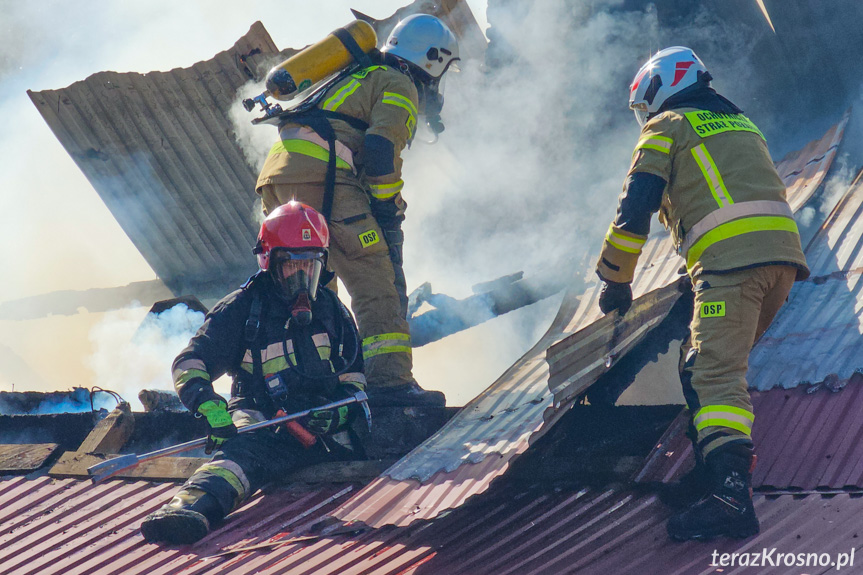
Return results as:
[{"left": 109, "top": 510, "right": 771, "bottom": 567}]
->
[{"left": 87, "top": 391, "right": 370, "bottom": 484}]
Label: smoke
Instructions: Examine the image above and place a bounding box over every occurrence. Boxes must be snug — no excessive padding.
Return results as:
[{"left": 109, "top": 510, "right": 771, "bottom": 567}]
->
[{"left": 86, "top": 303, "right": 211, "bottom": 410}]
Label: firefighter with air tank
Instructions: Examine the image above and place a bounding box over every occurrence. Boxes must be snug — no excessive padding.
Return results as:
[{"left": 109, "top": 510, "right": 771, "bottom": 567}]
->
[
  {"left": 594, "top": 47, "right": 809, "bottom": 541},
  {"left": 249, "top": 15, "right": 459, "bottom": 408}
]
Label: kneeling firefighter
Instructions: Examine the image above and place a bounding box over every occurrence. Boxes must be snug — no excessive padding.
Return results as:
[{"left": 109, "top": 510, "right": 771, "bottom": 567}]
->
[
  {"left": 141, "top": 203, "right": 367, "bottom": 545},
  {"left": 254, "top": 14, "right": 459, "bottom": 408},
  {"left": 594, "top": 47, "right": 809, "bottom": 541}
]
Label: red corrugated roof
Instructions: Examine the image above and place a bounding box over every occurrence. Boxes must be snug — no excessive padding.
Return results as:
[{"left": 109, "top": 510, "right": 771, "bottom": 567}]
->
[{"left": 636, "top": 373, "right": 863, "bottom": 489}]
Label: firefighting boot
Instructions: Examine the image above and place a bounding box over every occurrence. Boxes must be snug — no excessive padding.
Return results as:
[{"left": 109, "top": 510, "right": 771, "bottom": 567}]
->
[
  {"left": 140, "top": 488, "right": 225, "bottom": 544},
  {"left": 667, "top": 445, "right": 760, "bottom": 541},
  {"left": 367, "top": 380, "right": 446, "bottom": 407},
  {"left": 658, "top": 425, "right": 708, "bottom": 510}
]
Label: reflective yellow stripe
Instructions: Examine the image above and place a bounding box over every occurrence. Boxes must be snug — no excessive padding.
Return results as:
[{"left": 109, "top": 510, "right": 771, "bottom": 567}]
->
[
  {"left": 681, "top": 200, "right": 794, "bottom": 257},
  {"left": 382, "top": 92, "right": 418, "bottom": 118},
  {"left": 684, "top": 111, "right": 765, "bottom": 140},
  {"left": 269, "top": 140, "right": 352, "bottom": 171},
  {"left": 686, "top": 215, "right": 800, "bottom": 269},
  {"left": 606, "top": 225, "right": 646, "bottom": 254},
  {"left": 382, "top": 92, "right": 418, "bottom": 134},
  {"left": 636, "top": 135, "right": 673, "bottom": 154},
  {"left": 692, "top": 143, "right": 733, "bottom": 207},
  {"left": 362, "top": 333, "right": 411, "bottom": 346},
  {"left": 362, "top": 332, "right": 411, "bottom": 360},
  {"left": 364, "top": 345, "right": 412, "bottom": 359},
  {"left": 369, "top": 180, "right": 404, "bottom": 200},
  {"left": 175, "top": 369, "right": 210, "bottom": 385},
  {"left": 199, "top": 461, "right": 249, "bottom": 500},
  {"left": 323, "top": 79, "right": 361, "bottom": 111},
  {"left": 694, "top": 405, "right": 754, "bottom": 435}
]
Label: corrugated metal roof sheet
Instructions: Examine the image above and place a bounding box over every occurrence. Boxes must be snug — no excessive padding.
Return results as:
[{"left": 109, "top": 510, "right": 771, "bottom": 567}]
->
[
  {"left": 749, "top": 166, "right": 863, "bottom": 390},
  {"left": 27, "top": 23, "right": 280, "bottom": 296},
  {"left": 405, "top": 486, "right": 863, "bottom": 575},
  {"left": 0, "top": 475, "right": 360, "bottom": 575},
  {"left": 636, "top": 372, "right": 863, "bottom": 489}
]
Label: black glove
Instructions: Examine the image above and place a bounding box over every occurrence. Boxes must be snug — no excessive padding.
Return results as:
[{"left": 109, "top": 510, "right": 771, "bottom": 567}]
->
[
  {"left": 302, "top": 384, "right": 363, "bottom": 436},
  {"left": 599, "top": 281, "right": 633, "bottom": 315},
  {"left": 197, "top": 399, "right": 238, "bottom": 454}
]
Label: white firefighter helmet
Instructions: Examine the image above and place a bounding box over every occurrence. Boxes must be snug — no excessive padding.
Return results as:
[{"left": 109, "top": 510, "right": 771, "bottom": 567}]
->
[
  {"left": 629, "top": 46, "right": 708, "bottom": 126},
  {"left": 381, "top": 14, "right": 459, "bottom": 79}
]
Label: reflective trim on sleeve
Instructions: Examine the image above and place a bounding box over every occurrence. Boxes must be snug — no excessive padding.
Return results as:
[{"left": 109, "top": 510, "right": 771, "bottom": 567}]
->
[
  {"left": 693, "top": 405, "right": 754, "bottom": 436},
  {"left": 605, "top": 225, "right": 647, "bottom": 254},
  {"left": 339, "top": 372, "right": 367, "bottom": 389},
  {"left": 362, "top": 332, "right": 412, "bottom": 360},
  {"left": 323, "top": 79, "right": 362, "bottom": 111},
  {"left": 198, "top": 460, "right": 250, "bottom": 500},
  {"left": 269, "top": 139, "right": 353, "bottom": 171},
  {"left": 635, "top": 134, "right": 673, "bottom": 154},
  {"left": 175, "top": 369, "right": 210, "bottom": 386},
  {"left": 692, "top": 143, "right": 733, "bottom": 208},
  {"left": 382, "top": 92, "right": 418, "bottom": 134},
  {"left": 681, "top": 200, "right": 795, "bottom": 257},
  {"left": 369, "top": 179, "right": 404, "bottom": 200},
  {"left": 686, "top": 215, "right": 800, "bottom": 269}
]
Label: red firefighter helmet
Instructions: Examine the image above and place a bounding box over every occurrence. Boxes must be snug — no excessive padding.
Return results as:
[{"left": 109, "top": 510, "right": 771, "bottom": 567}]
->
[{"left": 254, "top": 201, "right": 329, "bottom": 302}]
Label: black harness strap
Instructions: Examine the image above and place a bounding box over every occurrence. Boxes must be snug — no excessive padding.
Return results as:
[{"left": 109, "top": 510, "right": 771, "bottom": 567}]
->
[
  {"left": 332, "top": 28, "right": 373, "bottom": 70},
  {"left": 294, "top": 109, "right": 369, "bottom": 222}
]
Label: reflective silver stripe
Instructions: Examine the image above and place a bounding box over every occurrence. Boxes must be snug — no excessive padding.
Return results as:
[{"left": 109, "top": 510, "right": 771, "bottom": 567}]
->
[
  {"left": 243, "top": 341, "right": 293, "bottom": 364},
  {"left": 681, "top": 200, "right": 795, "bottom": 256},
  {"left": 200, "top": 459, "right": 251, "bottom": 499},
  {"left": 172, "top": 358, "right": 206, "bottom": 379},
  {"left": 339, "top": 372, "right": 367, "bottom": 386},
  {"left": 312, "top": 333, "right": 331, "bottom": 348},
  {"left": 278, "top": 126, "right": 355, "bottom": 171},
  {"left": 231, "top": 409, "right": 267, "bottom": 428}
]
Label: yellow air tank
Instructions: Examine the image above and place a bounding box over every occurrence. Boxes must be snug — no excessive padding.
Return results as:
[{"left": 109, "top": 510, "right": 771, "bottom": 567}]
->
[{"left": 265, "top": 20, "right": 378, "bottom": 101}]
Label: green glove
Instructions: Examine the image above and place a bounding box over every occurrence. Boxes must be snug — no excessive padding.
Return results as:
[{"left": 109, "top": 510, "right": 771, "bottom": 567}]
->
[
  {"left": 304, "top": 384, "right": 363, "bottom": 436},
  {"left": 198, "top": 399, "right": 237, "bottom": 454}
]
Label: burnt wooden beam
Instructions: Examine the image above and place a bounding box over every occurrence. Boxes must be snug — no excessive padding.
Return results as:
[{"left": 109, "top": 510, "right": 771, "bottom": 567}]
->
[
  {"left": 76, "top": 403, "right": 135, "bottom": 454},
  {"left": 0, "top": 443, "right": 61, "bottom": 474},
  {"left": 49, "top": 452, "right": 394, "bottom": 484}
]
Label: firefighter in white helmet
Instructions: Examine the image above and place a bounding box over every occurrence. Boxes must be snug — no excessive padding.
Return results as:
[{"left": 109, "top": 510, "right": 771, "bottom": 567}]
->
[
  {"left": 595, "top": 46, "right": 809, "bottom": 541},
  {"left": 256, "top": 14, "right": 459, "bottom": 408}
]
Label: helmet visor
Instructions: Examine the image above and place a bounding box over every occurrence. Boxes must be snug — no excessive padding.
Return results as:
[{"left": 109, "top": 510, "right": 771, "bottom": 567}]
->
[
  {"left": 631, "top": 103, "right": 649, "bottom": 127},
  {"left": 270, "top": 249, "right": 325, "bottom": 302}
]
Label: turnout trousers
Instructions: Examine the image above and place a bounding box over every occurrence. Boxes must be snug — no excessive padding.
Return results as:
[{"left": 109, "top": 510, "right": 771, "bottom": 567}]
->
[
  {"left": 679, "top": 265, "right": 796, "bottom": 459},
  {"left": 258, "top": 182, "right": 414, "bottom": 390}
]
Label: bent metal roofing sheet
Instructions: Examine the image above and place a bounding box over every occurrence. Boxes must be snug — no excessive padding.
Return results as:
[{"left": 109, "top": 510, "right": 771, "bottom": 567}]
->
[{"left": 27, "top": 22, "right": 280, "bottom": 296}]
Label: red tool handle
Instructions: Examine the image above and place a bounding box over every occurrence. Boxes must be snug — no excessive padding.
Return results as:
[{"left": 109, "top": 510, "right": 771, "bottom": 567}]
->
[{"left": 277, "top": 410, "right": 316, "bottom": 448}]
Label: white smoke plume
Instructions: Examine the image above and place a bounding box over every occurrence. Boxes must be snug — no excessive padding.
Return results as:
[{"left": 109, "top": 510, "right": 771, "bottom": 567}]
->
[{"left": 86, "top": 304, "right": 209, "bottom": 410}]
